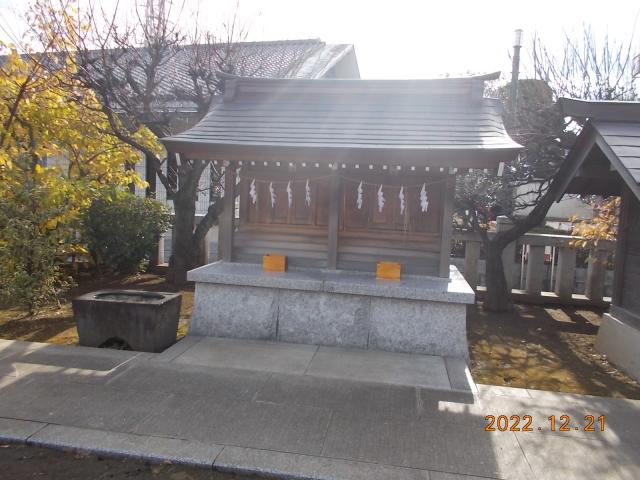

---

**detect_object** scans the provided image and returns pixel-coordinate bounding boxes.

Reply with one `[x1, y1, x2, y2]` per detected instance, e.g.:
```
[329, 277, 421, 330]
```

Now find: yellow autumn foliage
[570, 197, 619, 249]
[0, 36, 162, 309]
[0, 43, 160, 194]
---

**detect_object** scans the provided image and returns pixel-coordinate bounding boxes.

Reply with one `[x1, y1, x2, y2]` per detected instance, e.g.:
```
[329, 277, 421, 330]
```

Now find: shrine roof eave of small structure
[161, 72, 522, 169]
[161, 139, 521, 168]
[556, 98, 640, 201]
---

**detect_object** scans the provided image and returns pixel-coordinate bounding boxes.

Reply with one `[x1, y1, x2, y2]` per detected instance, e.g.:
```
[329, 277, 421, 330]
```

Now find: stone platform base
[596, 309, 640, 381]
[187, 262, 474, 358]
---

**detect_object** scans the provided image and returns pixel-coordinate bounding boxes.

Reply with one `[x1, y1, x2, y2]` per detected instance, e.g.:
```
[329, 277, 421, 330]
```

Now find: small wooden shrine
[163, 73, 520, 278]
[160, 73, 520, 358]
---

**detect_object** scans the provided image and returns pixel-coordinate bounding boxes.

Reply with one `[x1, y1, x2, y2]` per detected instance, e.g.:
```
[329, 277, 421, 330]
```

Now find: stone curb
[0, 418, 437, 480]
[24, 423, 222, 467]
[153, 335, 206, 362]
[0, 417, 48, 443]
[212, 446, 431, 480]
[444, 357, 479, 394]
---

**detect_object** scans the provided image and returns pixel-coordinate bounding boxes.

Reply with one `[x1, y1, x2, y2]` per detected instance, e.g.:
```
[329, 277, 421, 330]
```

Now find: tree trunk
[483, 238, 514, 312]
[167, 186, 197, 284]
[125, 161, 136, 194]
[464, 137, 580, 312]
[145, 154, 162, 269]
[166, 160, 217, 285]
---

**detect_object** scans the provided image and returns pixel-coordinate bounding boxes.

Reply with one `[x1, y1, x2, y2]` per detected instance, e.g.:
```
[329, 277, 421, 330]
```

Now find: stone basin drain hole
[99, 337, 132, 350]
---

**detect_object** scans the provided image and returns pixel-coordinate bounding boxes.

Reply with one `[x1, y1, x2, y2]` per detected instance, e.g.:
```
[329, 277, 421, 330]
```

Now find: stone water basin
[72, 290, 182, 353]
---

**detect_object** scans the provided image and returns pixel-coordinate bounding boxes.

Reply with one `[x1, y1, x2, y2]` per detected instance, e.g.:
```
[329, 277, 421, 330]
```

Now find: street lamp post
[511, 29, 523, 126]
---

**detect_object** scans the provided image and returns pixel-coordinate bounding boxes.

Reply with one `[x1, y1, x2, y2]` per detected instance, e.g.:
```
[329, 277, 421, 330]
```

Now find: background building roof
[2, 39, 359, 113]
[111, 39, 357, 106]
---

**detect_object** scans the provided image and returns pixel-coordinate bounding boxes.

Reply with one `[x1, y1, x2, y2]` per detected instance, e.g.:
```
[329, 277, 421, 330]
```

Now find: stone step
[161, 335, 477, 393]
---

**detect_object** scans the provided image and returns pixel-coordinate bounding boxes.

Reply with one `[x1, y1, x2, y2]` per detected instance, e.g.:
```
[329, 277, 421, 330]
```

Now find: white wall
[516, 183, 594, 228]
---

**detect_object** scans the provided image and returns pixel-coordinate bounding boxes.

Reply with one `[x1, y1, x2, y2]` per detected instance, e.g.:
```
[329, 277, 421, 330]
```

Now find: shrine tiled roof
[162, 72, 522, 168]
[558, 98, 640, 200]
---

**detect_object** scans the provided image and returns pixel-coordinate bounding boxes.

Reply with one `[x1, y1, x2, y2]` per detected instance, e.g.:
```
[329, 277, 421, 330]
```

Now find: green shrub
[82, 191, 171, 273]
[0, 173, 74, 313]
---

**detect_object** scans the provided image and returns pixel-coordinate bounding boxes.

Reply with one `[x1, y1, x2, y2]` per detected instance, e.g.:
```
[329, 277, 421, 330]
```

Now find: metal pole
[550, 245, 556, 292]
[520, 244, 526, 289]
[511, 29, 523, 125]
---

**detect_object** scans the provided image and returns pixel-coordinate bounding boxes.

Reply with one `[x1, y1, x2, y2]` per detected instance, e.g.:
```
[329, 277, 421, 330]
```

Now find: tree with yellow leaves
[0, 44, 159, 312]
[571, 197, 620, 249]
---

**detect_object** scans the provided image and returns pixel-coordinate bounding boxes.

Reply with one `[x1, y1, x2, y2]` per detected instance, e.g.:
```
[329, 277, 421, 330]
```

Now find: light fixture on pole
[513, 29, 523, 48]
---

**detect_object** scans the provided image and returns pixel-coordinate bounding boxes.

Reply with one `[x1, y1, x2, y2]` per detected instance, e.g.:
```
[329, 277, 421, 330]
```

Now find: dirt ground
[0, 443, 264, 480]
[0, 272, 194, 345]
[1, 272, 639, 399]
[468, 303, 640, 399]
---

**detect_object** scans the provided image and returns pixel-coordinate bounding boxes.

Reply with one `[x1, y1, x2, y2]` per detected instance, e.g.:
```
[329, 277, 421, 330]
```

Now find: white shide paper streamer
[377, 184, 385, 213]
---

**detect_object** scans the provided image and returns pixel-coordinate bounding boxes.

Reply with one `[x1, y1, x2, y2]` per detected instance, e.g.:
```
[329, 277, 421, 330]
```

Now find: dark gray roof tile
[557, 98, 640, 199]
[594, 121, 640, 183]
[84, 39, 355, 111]
[162, 73, 521, 167]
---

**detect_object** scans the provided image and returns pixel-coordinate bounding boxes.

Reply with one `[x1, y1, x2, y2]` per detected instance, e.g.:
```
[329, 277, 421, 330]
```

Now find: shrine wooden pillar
[611, 186, 632, 306]
[219, 161, 236, 262]
[439, 174, 455, 278]
[327, 169, 341, 269]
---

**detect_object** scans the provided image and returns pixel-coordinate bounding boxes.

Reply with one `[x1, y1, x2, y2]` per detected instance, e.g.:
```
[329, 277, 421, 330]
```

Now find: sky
[0, 0, 639, 80]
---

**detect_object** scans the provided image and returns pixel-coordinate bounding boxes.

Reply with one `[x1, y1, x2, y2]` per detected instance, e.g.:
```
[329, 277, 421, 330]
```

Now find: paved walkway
[0, 337, 639, 480]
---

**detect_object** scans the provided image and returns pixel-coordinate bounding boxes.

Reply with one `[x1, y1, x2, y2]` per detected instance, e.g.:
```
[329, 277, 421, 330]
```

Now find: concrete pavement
[0, 337, 639, 479]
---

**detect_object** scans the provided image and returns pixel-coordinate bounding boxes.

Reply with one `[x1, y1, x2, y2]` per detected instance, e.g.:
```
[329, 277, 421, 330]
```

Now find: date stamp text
[484, 415, 605, 432]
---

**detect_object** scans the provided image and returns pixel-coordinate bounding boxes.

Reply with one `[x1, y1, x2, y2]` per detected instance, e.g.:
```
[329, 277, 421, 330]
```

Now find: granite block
[18, 347, 138, 372]
[171, 336, 317, 374]
[29, 424, 221, 466]
[0, 362, 17, 377]
[153, 335, 205, 362]
[322, 409, 533, 479]
[595, 313, 640, 381]
[255, 372, 419, 414]
[0, 340, 137, 372]
[188, 262, 474, 304]
[516, 431, 640, 480]
[444, 357, 478, 393]
[53, 384, 171, 433]
[188, 261, 324, 290]
[187, 262, 473, 357]
[369, 298, 468, 358]
[429, 473, 497, 480]
[214, 446, 431, 480]
[306, 346, 451, 389]
[478, 384, 532, 398]
[0, 417, 47, 442]
[107, 360, 267, 401]
[277, 290, 370, 347]
[0, 376, 168, 433]
[0, 376, 123, 424]
[189, 283, 278, 339]
[323, 266, 474, 304]
[133, 393, 332, 455]
[0, 339, 56, 361]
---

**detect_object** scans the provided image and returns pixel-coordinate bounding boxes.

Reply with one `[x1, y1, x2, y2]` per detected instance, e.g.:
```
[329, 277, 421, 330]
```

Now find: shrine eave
[161, 140, 519, 169]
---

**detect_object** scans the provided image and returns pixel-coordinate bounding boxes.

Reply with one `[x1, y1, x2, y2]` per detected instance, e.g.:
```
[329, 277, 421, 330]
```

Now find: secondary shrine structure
[558, 98, 640, 379]
[162, 73, 521, 358]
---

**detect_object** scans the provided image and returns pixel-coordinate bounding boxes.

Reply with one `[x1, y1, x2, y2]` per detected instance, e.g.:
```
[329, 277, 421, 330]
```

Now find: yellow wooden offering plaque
[263, 254, 287, 272]
[376, 261, 401, 280]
